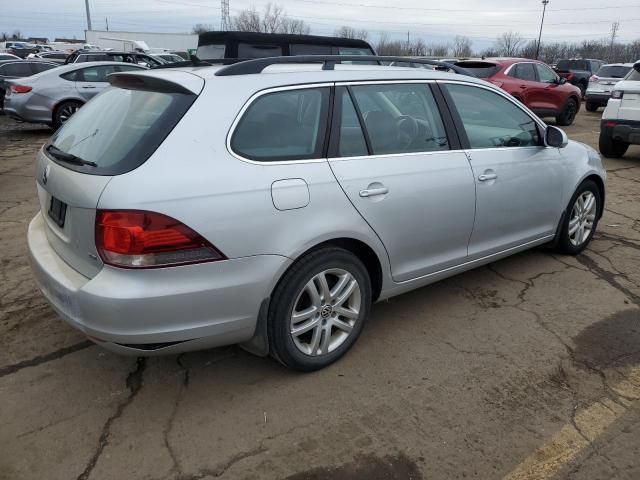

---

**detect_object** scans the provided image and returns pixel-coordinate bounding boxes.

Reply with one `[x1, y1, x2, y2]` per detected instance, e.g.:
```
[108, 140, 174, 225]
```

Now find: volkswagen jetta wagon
[28, 56, 606, 371]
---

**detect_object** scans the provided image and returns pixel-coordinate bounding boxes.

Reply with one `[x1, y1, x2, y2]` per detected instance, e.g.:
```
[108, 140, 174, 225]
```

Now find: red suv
[455, 58, 582, 126]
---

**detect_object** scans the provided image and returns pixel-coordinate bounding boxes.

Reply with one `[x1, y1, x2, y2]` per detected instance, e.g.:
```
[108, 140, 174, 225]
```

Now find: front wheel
[267, 247, 371, 371]
[556, 98, 579, 126]
[556, 180, 601, 255]
[599, 133, 629, 158]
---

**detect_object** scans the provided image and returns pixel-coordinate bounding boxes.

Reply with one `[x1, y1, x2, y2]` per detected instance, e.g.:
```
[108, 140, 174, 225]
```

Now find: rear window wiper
[46, 144, 97, 167]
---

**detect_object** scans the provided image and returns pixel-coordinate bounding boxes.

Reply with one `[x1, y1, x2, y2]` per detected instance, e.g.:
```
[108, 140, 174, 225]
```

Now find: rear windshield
[556, 60, 587, 71]
[455, 62, 500, 78]
[47, 87, 196, 175]
[596, 65, 632, 78]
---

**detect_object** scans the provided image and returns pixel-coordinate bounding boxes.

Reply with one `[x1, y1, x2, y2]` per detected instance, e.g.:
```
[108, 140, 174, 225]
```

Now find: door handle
[478, 173, 498, 182]
[359, 186, 389, 197]
[519, 85, 527, 88]
[81, 85, 96, 89]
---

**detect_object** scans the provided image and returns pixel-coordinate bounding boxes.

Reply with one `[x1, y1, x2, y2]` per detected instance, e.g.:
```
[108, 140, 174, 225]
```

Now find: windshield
[596, 65, 632, 78]
[48, 87, 196, 175]
[196, 44, 225, 59]
[557, 60, 588, 71]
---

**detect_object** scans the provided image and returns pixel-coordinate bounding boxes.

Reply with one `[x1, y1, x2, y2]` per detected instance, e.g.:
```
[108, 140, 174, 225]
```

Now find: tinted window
[535, 64, 557, 83]
[232, 88, 329, 161]
[78, 65, 118, 82]
[557, 60, 588, 71]
[49, 87, 196, 175]
[445, 84, 541, 149]
[337, 89, 368, 157]
[60, 70, 80, 81]
[597, 65, 632, 79]
[290, 44, 332, 55]
[238, 43, 282, 58]
[196, 44, 225, 59]
[454, 62, 500, 78]
[3, 63, 32, 76]
[351, 83, 449, 155]
[512, 63, 536, 81]
[30, 62, 57, 73]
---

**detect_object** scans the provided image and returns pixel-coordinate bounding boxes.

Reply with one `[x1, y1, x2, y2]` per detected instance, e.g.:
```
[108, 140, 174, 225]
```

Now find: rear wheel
[599, 133, 629, 158]
[556, 180, 600, 255]
[556, 98, 579, 126]
[585, 102, 599, 112]
[53, 100, 83, 129]
[268, 247, 371, 371]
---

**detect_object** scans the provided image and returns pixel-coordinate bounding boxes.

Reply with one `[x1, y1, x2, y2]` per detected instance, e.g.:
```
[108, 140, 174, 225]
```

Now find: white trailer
[85, 30, 198, 53]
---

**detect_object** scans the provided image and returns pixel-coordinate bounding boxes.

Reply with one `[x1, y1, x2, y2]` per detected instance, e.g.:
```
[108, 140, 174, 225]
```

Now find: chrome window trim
[328, 149, 453, 162]
[226, 82, 334, 166]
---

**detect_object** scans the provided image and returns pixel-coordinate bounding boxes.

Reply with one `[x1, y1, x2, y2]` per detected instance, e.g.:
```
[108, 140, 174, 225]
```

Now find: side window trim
[346, 85, 373, 155]
[226, 83, 334, 165]
[439, 80, 547, 151]
[430, 83, 462, 151]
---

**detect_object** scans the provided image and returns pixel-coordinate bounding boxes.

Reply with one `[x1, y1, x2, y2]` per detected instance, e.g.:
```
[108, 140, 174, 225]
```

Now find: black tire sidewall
[556, 98, 578, 126]
[268, 248, 372, 372]
[557, 180, 601, 255]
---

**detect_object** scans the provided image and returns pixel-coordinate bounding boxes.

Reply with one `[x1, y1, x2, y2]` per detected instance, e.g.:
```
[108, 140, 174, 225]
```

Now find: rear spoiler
[108, 71, 204, 95]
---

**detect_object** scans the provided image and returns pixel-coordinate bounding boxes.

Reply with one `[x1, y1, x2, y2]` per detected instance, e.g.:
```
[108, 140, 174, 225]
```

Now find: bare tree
[334, 26, 368, 41]
[231, 3, 310, 35]
[451, 35, 472, 58]
[429, 43, 450, 57]
[191, 24, 214, 35]
[11, 29, 22, 40]
[494, 31, 525, 57]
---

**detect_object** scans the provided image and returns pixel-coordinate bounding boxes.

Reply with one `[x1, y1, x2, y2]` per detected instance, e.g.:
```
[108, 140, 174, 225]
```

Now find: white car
[600, 61, 640, 157]
[585, 63, 635, 112]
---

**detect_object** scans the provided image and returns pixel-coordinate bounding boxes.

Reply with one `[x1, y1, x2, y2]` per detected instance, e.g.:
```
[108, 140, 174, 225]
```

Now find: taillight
[566, 73, 574, 81]
[589, 75, 599, 83]
[10, 85, 32, 94]
[96, 210, 225, 268]
[611, 90, 624, 100]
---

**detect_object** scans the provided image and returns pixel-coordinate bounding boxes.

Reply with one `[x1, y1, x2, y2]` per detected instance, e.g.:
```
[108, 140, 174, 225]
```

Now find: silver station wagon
[28, 56, 606, 371]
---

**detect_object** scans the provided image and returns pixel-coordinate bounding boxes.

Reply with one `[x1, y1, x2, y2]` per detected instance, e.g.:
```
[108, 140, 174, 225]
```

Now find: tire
[585, 102, 599, 112]
[556, 180, 601, 255]
[53, 100, 83, 129]
[578, 82, 587, 98]
[556, 98, 579, 126]
[267, 247, 372, 371]
[599, 133, 629, 158]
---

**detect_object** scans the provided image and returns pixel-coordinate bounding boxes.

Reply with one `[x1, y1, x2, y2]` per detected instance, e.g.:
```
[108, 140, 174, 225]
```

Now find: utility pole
[84, 0, 93, 31]
[609, 21, 620, 61]
[221, 0, 230, 30]
[105, 17, 109, 31]
[535, 0, 549, 60]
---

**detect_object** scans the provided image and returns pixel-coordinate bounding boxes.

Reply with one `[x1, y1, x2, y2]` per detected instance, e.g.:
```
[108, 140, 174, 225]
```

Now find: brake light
[589, 75, 599, 83]
[605, 121, 617, 128]
[611, 90, 624, 99]
[10, 85, 32, 94]
[96, 210, 225, 268]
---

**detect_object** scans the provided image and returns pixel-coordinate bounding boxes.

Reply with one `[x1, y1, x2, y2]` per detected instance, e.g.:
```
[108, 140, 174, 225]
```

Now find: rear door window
[78, 65, 118, 82]
[48, 87, 197, 175]
[290, 44, 332, 55]
[231, 87, 330, 161]
[350, 83, 449, 155]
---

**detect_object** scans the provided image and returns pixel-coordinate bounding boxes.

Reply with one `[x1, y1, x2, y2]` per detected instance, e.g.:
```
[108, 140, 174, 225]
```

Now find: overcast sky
[2, 0, 637, 50]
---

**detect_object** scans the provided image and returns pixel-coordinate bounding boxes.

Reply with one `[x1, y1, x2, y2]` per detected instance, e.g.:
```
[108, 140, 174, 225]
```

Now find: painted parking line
[503, 366, 640, 480]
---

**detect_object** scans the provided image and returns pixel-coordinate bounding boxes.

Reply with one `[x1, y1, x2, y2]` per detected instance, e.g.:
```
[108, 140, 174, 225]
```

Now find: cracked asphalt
[1, 111, 639, 480]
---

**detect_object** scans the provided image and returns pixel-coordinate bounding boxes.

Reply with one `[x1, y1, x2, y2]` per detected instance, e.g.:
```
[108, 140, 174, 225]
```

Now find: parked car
[554, 58, 606, 96]
[64, 50, 165, 67]
[3, 41, 41, 59]
[585, 63, 635, 112]
[599, 61, 640, 158]
[26, 56, 606, 371]
[0, 60, 58, 110]
[3, 61, 145, 128]
[0, 53, 21, 61]
[28, 51, 69, 65]
[152, 53, 184, 64]
[455, 58, 582, 126]
[196, 31, 376, 63]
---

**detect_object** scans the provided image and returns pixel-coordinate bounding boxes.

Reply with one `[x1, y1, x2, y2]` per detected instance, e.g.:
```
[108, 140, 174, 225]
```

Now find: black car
[196, 31, 376, 62]
[554, 58, 606, 96]
[0, 60, 58, 110]
[64, 50, 165, 67]
[31, 51, 68, 65]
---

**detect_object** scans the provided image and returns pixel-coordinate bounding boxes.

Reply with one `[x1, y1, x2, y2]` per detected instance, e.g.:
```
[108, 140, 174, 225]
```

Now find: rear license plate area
[48, 196, 67, 228]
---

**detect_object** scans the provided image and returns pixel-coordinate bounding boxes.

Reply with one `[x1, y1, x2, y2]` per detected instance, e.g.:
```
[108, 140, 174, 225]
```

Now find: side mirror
[545, 126, 568, 148]
[557, 77, 567, 85]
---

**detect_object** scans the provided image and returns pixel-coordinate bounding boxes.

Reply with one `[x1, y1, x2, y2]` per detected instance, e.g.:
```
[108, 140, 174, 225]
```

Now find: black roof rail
[214, 55, 473, 77]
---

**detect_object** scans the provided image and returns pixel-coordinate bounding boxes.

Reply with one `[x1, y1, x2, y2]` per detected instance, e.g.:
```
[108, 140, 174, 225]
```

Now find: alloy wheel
[290, 268, 361, 356]
[59, 104, 79, 123]
[568, 191, 597, 246]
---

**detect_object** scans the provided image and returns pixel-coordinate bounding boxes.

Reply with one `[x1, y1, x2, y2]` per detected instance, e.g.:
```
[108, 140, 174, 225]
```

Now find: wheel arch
[584, 173, 605, 219]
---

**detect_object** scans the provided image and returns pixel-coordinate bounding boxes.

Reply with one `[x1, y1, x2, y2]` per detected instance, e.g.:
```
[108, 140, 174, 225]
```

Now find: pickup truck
[554, 59, 606, 96]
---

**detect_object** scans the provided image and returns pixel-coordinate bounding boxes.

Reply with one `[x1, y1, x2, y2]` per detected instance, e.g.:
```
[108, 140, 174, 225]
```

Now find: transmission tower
[221, 0, 230, 30]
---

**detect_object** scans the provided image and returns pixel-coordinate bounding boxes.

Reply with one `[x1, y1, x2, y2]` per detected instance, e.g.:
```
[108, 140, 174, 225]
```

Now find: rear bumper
[585, 92, 611, 106]
[601, 119, 640, 145]
[3, 94, 53, 125]
[28, 212, 291, 355]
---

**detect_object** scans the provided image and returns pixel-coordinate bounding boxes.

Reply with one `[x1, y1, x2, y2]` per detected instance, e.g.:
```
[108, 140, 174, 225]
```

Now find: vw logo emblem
[42, 165, 51, 185]
[320, 304, 333, 319]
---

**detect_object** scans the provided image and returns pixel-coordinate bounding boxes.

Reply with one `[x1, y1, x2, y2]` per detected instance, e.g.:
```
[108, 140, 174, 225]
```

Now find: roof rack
[213, 55, 472, 77]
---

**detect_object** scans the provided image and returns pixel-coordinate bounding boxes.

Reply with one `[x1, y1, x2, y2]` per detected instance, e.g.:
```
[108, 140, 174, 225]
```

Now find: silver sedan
[3, 61, 145, 128]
